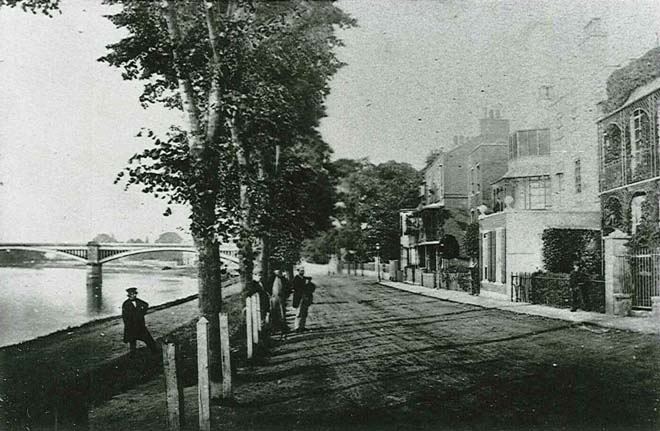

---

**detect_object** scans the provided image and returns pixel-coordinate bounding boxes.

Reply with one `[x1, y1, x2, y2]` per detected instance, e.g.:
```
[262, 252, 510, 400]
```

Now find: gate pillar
[604, 230, 630, 315]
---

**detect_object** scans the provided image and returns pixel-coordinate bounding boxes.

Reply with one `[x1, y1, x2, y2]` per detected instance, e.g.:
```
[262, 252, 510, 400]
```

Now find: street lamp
[375, 243, 381, 282]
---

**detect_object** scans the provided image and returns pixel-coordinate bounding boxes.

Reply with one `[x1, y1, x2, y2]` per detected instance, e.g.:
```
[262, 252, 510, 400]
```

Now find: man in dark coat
[122, 287, 158, 353]
[293, 268, 316, 333]
[569, 262, 590, 312]
[292, 267, 306, 309]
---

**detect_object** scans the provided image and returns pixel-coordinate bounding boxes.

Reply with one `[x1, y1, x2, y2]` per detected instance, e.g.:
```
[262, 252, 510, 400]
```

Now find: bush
[542, 229, 602, 274]
[463, 222, 480, 260]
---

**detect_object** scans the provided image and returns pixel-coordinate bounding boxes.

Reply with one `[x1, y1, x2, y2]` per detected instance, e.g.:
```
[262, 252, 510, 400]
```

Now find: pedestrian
[569, 262, 590, 312]
[121, 287, 158, 354]
[270, 269, 290, 338]
[294, 269, 316, 333]
[469, 260, 480, 296]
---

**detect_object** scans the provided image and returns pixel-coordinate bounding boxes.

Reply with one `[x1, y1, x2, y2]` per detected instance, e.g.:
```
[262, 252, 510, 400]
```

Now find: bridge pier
[86, 264, 103, 313]
[86, 242, 103, 312]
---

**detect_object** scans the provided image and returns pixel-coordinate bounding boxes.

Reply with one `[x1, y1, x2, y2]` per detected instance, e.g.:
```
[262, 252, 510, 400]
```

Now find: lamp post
[375, 243, 381, 282]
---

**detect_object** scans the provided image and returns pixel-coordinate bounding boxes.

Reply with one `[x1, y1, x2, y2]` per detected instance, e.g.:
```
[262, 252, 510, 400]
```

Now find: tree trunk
[259, 236, 271, 288]
[229, 117, 254, 293]
[194, 231, 223, 383]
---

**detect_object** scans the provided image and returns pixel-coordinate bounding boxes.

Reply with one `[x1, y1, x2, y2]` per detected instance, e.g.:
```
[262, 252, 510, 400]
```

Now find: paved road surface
[93, 275, 660, 430]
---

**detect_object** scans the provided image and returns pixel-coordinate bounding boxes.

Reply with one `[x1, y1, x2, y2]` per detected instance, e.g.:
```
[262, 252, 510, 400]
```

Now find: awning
[500, 163, 550, 179]
[414, 201, 445, 213]
[416, 241, 440, 246]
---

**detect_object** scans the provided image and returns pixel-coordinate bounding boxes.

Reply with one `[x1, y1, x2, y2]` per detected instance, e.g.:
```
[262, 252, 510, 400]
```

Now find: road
[93, 275, 660, 430]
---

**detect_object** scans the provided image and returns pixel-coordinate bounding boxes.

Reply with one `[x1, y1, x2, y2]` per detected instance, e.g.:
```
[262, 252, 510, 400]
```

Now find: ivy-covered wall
[601, 180, 660, 244]
[602, 47, 660, 114]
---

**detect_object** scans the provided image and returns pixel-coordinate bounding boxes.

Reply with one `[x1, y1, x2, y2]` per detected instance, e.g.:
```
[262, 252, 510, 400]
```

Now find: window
[603, 124, 622, 165]
[509, 129, 551, 159]
[630, 109, 651, 180]
[575, 159, 582, 193]
[488, 231, 496, 282]
[509, 134, 517, 160]
[476, 164, 481, 194]
[469, 167, 474, 195]
[631, 193, 647, 235]
[529, 179, 546, 209]
[511, 176, 551, 209]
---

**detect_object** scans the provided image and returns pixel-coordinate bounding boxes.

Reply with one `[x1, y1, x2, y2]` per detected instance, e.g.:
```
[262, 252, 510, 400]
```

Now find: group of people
[262, 267, 316, 337]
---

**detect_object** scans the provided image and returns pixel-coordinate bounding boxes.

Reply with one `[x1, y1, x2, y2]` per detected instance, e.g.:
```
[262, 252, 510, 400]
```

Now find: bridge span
[0, 241, 239, 286]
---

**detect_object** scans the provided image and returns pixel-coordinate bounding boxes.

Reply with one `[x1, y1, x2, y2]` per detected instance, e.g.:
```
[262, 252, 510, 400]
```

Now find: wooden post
[163, 342, 184, 431]
[251, 294, 259, 345]
[196, 317, 211, 431]
[246, 296, 253, 359]
[255, 295, 262, 332]
[218, 313, 232, 399]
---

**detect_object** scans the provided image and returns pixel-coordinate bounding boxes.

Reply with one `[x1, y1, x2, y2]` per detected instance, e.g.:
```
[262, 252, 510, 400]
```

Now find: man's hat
[126, 287, 138, 294]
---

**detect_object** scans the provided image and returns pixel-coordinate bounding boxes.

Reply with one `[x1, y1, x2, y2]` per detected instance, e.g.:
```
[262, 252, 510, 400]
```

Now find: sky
[1, 0, 660, 243]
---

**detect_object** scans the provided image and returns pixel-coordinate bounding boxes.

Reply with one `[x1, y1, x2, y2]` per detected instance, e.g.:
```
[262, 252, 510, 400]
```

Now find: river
[0, 265, 198, 348]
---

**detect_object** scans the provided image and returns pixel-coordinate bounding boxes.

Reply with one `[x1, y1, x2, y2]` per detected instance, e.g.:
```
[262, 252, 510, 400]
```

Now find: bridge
[0, 241, 239, 286]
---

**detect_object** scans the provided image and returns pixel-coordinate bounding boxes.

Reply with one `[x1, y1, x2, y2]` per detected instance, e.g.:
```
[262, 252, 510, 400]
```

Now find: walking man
[569, 262, 590, 312]
[293, 268, 316, 333]
[122, 287, 158, 353]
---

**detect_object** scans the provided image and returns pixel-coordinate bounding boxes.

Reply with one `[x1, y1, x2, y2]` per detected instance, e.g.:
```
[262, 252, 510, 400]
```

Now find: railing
[617, 248, 660, 309]
[402, 267, 478, 293]
[511, 272, 605, 312]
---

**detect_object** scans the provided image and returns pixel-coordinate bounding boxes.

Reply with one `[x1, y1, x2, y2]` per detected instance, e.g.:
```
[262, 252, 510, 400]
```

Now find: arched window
[630, 109, 652, 180]
[603, 124, 622, 165]
[603, 196, 622, 229]
[631, 192, 647, 235]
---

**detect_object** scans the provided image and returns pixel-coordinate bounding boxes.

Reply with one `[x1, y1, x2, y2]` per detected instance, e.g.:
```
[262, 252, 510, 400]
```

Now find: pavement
[378, 279, 660, 336]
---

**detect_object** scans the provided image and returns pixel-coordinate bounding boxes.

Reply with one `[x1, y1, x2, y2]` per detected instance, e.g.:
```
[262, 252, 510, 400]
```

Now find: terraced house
[598, 46, 660, 312]
[478, 18, 607, 299]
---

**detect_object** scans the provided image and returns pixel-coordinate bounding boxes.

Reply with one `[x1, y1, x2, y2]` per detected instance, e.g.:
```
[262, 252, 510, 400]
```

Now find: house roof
[624, 75, 660, 107]
[500, 163, 551, 179]
[599, 76, 660, 121]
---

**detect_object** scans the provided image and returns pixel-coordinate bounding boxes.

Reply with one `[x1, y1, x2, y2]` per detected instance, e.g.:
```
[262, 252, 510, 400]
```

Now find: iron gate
[618, 248, 660, 309]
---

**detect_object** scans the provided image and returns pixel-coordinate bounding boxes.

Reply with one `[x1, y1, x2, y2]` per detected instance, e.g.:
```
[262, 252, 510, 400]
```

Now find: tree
[92, 233, 118, 243]
[102, 0, 353, 387]
[314, 160, 420, 262]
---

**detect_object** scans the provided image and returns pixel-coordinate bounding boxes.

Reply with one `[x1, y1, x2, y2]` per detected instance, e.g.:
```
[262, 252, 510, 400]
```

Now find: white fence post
[251, 294, 259, 345]
[246, 296, 253, 359]
[162, 342, 184, 431]
[196, 317, 211, 431]
[218, 312, 232, 400]
[255, 296, 262, 332]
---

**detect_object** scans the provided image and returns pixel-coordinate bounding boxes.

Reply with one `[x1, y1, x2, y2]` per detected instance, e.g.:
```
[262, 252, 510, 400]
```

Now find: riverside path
[92, 275, 660, 431]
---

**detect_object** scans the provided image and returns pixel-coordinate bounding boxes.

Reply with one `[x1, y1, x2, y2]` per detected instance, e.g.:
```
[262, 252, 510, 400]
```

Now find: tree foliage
[603, 47, 660, 114]
[102, 0, 353, 382]
[542, 228, 602, 274]
[0, 0, 60, 16]
[463, 221, 480, 260]
[306, 160, 420, 263]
